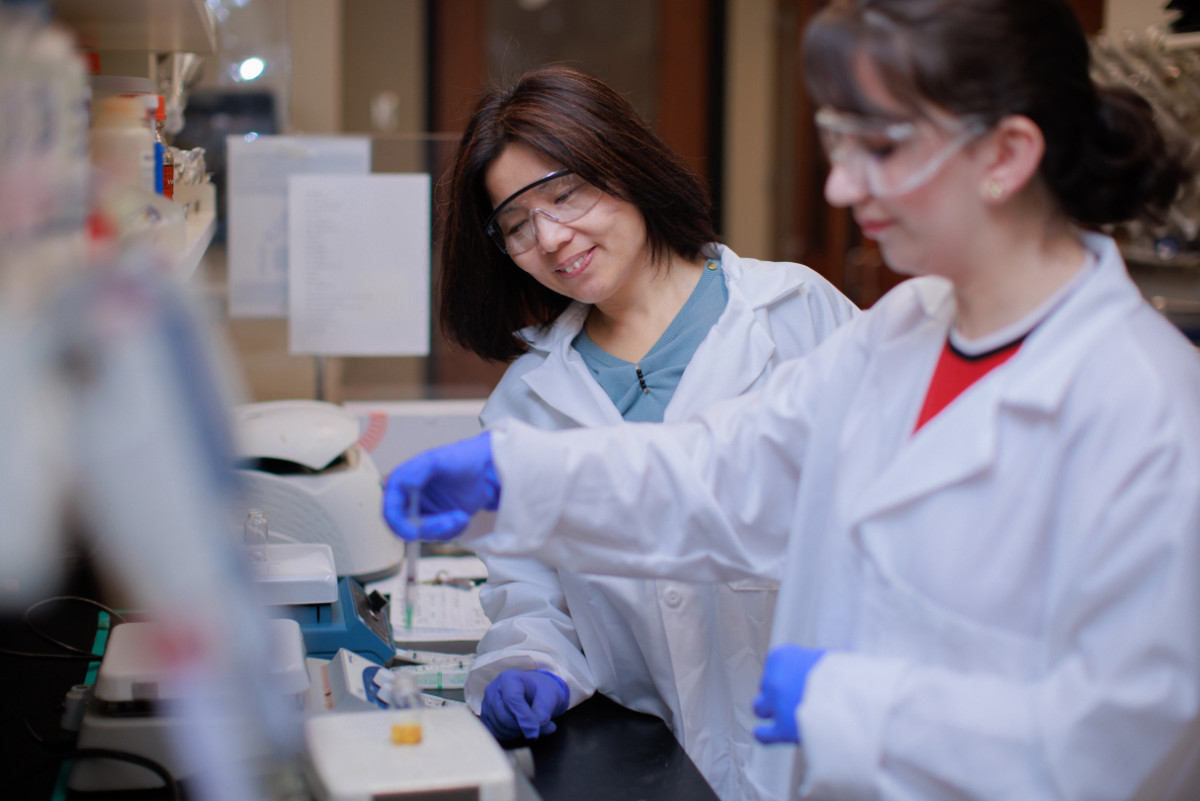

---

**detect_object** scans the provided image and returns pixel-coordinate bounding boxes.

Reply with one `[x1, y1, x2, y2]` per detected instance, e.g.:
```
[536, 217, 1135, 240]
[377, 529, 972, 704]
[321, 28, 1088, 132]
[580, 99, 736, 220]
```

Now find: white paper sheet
[286, 173, 431, 356]
[394, 584, 491, 643]
[226, 135, 370, 318]
[367, 557, 491, 644]
[369, 556, 492, 642]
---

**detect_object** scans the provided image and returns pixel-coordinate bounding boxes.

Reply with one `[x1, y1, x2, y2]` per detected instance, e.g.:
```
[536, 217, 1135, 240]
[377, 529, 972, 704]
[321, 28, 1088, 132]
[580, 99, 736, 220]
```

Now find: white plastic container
[90, 94, 156, 192]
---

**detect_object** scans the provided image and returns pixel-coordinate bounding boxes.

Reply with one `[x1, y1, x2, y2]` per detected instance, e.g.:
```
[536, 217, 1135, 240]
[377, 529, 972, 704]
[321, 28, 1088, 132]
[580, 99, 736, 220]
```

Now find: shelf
[178, 204, 216, 277]
[175, 180, 217, 277]
[52, 0, 216, 54]
[1122, 244, 1200, 272]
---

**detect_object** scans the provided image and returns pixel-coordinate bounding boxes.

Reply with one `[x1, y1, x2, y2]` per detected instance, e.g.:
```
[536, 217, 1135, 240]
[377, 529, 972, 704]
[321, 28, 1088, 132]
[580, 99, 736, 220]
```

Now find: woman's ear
[978, 115, 1044, 204]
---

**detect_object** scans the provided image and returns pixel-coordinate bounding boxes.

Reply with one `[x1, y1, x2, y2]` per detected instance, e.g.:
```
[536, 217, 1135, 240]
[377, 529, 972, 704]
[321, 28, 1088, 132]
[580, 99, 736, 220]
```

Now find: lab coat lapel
[848, 233, 1135, 526]
[520, 247, 794, 424]
[670, 296, 775, 417]
[669, 247, 800, 417]
[844, 294, 990, 525]
[518, 304, 625, 427]
[855, 377, 1003, 524]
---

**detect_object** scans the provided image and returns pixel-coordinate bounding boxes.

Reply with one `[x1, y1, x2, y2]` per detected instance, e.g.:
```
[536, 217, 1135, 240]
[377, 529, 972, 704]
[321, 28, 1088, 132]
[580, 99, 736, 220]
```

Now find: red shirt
[914, 336, 1024, 432]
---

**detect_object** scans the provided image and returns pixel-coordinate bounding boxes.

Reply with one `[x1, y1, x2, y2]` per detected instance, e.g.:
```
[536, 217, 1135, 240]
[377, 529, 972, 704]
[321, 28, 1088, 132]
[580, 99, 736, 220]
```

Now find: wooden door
[427, 0, 724, 397]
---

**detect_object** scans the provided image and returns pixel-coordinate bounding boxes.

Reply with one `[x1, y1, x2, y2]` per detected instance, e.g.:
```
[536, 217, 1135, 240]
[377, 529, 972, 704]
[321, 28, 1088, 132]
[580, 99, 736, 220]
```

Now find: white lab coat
[468, 233, 1200, 801]
[467, 244, 858, 801]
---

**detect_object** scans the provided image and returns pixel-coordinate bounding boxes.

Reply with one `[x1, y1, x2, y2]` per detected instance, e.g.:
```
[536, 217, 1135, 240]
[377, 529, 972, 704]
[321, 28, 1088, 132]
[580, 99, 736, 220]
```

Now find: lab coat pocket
[722, 578, 779, 632]
[728, 577, 780, 592]
[857, 558, 1042, 681]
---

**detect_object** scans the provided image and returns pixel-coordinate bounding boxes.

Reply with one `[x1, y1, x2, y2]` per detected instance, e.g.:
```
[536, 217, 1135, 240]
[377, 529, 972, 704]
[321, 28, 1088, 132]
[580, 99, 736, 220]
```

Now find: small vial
[388, 671, 423, 745]
[244, 508, 269, 561]
[154, 95, 174, 199]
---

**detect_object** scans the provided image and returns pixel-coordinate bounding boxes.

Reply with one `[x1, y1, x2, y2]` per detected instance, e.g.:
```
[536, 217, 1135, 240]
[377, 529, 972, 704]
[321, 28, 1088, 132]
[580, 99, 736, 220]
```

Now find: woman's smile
[554, 247, 595, 278]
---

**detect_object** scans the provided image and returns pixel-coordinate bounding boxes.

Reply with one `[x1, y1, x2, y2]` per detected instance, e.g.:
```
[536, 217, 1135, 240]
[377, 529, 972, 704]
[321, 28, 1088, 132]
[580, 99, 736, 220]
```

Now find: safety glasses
[815, 107, 988, 198]
[484, 169, 604, 255]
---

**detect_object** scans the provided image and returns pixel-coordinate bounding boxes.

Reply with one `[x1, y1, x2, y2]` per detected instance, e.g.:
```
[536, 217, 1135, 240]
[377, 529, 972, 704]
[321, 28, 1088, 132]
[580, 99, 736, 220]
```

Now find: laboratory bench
[1, 554, 719, 801]
[500, 692, 720, 801]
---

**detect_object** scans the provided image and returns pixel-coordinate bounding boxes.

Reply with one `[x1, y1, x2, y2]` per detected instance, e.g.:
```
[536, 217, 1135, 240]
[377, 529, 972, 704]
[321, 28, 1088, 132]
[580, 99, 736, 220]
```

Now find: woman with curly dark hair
[388, 3, 1199, 796]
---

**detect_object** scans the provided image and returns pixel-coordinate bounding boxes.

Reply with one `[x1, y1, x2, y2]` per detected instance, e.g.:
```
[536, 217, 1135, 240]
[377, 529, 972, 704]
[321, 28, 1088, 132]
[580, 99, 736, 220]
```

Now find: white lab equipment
[68, 619, 309, 792]
[232, 400, 405, 580]
[249, 536, 396, 665]
[308, 648, 391, 713]
[251, 541, 340, 607]
[305, 648, 470, 714]
[304, 706, 517, 801]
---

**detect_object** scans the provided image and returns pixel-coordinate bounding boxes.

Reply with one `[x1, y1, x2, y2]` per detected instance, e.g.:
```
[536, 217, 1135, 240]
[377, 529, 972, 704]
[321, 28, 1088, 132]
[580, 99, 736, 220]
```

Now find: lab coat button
[663, 588, 683, 608]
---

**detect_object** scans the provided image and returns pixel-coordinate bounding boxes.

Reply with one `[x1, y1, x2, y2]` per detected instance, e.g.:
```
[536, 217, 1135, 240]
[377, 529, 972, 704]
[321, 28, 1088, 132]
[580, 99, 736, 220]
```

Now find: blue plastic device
[269, 575, 396, 665]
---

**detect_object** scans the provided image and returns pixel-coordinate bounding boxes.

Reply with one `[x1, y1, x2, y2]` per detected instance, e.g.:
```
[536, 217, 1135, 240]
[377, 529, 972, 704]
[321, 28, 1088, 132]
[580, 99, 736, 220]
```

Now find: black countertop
[507, 693, 720, 801]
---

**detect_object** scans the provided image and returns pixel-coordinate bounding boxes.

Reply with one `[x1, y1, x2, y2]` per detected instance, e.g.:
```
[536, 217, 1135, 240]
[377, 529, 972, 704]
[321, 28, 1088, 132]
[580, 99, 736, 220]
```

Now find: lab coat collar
[668, 245, 789, 416]
[1001, 232, 1142, 412]
[850, 232, 1140, 523]
[714, 243, 813, 309]
[512, 245, 805, 424]
[516, 303, 624, 426]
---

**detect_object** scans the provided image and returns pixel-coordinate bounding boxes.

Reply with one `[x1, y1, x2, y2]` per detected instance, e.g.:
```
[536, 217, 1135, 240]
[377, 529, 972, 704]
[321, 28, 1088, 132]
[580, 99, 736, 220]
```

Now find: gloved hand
[479, 669, 570, 741]
[753, 644, 825, 744]
[383, 432, 501, 541]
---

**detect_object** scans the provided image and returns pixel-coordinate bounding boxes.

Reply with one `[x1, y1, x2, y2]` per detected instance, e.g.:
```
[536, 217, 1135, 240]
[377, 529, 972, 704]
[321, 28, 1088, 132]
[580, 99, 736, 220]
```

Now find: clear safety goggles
[814, 107, 988, 198]
[484, 169, 604, 255]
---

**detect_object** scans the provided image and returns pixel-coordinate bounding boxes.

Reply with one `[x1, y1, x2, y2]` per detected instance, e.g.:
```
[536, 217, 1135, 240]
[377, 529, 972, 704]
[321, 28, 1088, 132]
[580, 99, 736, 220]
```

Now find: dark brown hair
[802, 0, 1189, 227]
[439, 65, 718, 362]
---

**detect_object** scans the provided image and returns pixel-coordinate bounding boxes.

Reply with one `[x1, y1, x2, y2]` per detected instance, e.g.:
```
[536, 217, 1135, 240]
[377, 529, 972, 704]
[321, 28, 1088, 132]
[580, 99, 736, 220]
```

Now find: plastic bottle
[90, 94, 156, 193]
[0, 0, 90, 300]
[154, 95, 173, 199]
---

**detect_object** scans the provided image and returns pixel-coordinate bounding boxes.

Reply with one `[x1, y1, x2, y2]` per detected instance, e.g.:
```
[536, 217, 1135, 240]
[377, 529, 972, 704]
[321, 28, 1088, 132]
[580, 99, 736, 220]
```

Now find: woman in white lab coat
[436, 65, 857, 801]
[386, 2, 1200, 799]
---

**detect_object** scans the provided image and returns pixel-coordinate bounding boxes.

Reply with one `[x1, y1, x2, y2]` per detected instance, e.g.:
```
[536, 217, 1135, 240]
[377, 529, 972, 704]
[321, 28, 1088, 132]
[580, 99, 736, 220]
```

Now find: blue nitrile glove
[753, 645, 826, 744]
[382, 431, 500, 541]
[479, 669, 570, 741]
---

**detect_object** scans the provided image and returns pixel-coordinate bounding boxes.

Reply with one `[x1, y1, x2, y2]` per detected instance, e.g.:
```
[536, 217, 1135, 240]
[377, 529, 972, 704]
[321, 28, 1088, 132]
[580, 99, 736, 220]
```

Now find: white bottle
[89, 94, 156, 192]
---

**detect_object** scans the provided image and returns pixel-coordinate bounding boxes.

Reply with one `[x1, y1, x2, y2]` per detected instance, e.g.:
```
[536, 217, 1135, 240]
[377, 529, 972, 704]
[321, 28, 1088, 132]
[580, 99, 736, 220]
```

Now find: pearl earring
[985, 178, 1005, 200]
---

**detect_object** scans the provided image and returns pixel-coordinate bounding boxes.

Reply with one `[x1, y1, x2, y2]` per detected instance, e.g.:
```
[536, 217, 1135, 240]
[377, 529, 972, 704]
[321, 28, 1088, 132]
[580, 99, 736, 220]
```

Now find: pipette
[404, 493, 420, 629]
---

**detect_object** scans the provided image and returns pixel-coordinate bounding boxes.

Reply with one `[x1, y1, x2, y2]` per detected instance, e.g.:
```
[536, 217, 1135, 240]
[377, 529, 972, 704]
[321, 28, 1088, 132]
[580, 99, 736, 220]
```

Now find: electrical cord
[62, 748, 181, 799]
[0, 594, 125, 660]
[24, 720, 181, 799]
[0, 649, 101, 660]
[25, 594, 127, 654]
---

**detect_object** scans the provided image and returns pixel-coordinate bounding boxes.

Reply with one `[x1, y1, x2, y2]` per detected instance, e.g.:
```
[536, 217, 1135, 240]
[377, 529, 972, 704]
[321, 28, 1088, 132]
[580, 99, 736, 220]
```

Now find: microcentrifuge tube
[389, 671, 423, 745]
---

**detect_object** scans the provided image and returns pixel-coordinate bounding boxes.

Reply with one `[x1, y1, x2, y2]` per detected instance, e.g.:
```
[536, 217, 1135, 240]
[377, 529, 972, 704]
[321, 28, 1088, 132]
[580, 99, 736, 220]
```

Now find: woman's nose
[824, 161, 868, 208]
[533, 210, 572, 253]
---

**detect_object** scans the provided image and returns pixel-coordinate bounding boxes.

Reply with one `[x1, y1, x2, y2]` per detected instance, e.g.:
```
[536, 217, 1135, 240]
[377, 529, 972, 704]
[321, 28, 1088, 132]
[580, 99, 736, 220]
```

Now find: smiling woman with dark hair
[440, 65, 735, 362]
[437, 65, 857, 801]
